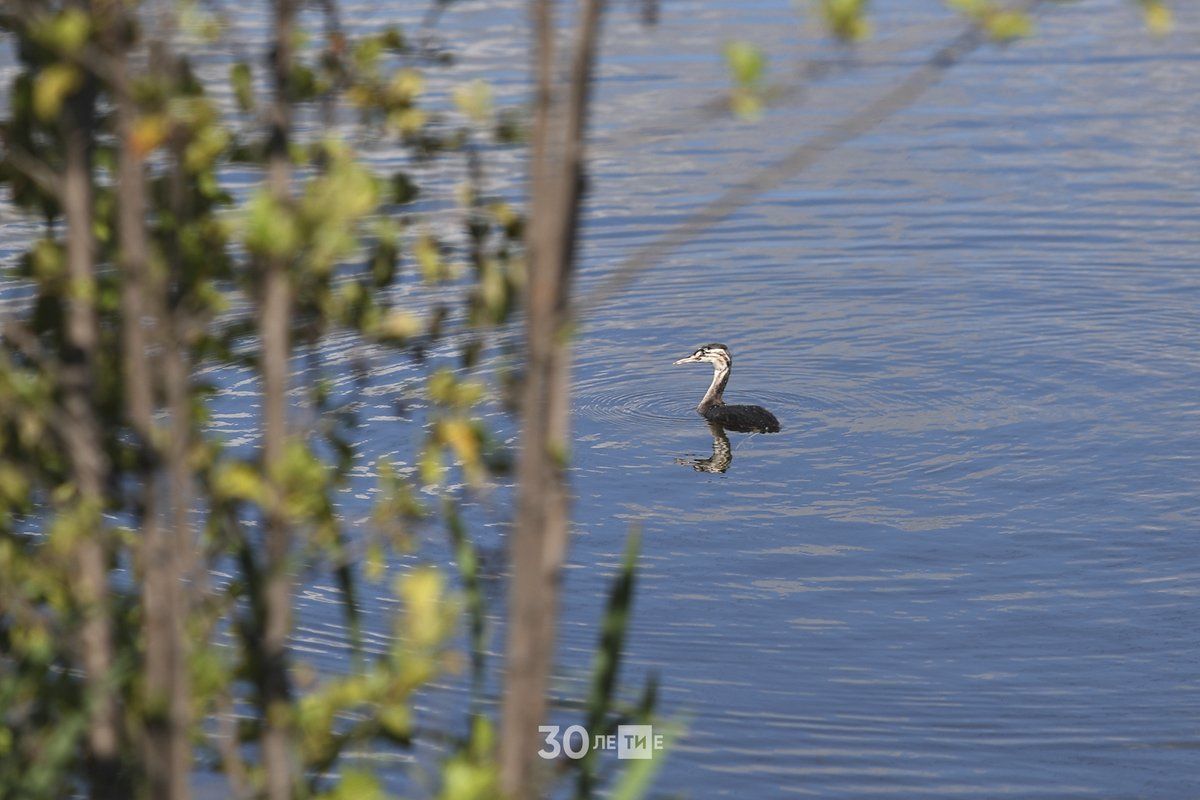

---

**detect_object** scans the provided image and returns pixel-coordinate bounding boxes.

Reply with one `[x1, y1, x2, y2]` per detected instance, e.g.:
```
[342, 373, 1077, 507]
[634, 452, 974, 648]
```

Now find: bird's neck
[699, 363, 730, 412]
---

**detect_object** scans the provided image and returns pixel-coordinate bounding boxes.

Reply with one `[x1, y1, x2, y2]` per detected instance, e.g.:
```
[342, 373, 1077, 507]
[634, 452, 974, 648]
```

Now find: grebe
[673, 343, 781, 433]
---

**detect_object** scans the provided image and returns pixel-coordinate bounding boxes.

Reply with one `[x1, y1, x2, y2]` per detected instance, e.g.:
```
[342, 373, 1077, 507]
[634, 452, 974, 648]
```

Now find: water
[563, 0, 1200, 795]
[5, 0, 1200, 796]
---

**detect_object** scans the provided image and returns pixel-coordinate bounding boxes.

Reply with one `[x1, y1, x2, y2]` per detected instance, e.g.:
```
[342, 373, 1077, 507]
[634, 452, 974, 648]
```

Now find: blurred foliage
[1, 0, 1162, 796]
[1138, 0, 1173, 36]
[946, 0, 1033, 42]
[574, 529, 657, 800]
[817, 0, 872, 42]
[0, 1, 654, 799]
[724, 40, 768, 120]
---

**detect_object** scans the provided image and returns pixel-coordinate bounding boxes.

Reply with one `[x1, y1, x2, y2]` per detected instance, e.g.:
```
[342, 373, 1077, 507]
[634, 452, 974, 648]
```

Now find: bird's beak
[673, 355, 699, 366]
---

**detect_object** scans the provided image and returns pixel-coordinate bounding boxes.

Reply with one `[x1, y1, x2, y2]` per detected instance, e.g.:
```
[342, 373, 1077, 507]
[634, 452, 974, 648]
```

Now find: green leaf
[380, 26, 408, 52]
[184, 123, 230, 173]
[231, 62, 255, 111]
[415, 233, 448, 282]
[588, 527, 641, 727]
[33, 64, 81, 122]
[291, 64, 319, 101]
[1140, 0, 1172, 35]
[241, 191, 301, 259]
[493, 108, 526, 144]
[316, 769, 385, 800]
[730, 90, 764, 122]
[453, 79, 493, 123]
[946, 0, 1034, 42]
[428, 369, 485, 409]
[419, 443, 445, 487]
[818, 0, 872, 42]
[391, 172, 420, 204]
[376, 310, 422, 342]
[28, 238, 65, 283]
[984, 9, 1033, 41]
[398, 567, 450, 648]
[724, 42, 767, 121]
[577, 527, 642, 799]
[298, 146, 380, 272]
[439, 757, 497, 800]
[389, 68, 424, 103]
[723, 41, 765, 87]
[610, 722, 680, 800]
[32, 9, 91, 54]
[212, 460, 266, 504]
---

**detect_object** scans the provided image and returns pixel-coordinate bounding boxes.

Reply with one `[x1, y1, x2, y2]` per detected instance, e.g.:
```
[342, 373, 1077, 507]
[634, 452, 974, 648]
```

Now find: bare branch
[582, 3, 1044, 312]
[501, 0, 607, 796]
[596, 21, 927, 147]
[2, 143, 62, 197]
[259, 1, 299, 798]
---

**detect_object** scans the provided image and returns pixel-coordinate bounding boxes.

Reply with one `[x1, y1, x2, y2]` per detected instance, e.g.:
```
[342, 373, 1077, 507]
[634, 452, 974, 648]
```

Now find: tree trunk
[261, 1, 297, 798]
[162, 333, 196, 799]
[104, 7, 194, 795]
[59, 37, 120, 800]
[500, 1, 604, 796]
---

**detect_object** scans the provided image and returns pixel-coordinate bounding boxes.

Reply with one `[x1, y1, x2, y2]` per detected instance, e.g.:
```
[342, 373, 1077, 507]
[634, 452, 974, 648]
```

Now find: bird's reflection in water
[676, 421, 734, 473]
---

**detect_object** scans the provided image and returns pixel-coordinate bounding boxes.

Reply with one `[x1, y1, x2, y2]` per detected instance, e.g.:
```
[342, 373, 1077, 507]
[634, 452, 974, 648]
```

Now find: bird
[673, 343, 781, 433]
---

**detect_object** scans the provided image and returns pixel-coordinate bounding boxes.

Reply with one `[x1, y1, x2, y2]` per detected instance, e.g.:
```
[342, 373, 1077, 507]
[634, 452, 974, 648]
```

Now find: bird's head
[673, 343, 731, 367]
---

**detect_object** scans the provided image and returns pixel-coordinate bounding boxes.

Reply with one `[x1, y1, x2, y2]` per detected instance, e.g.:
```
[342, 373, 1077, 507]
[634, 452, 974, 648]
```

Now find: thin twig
[580, 4, 1043, 313]
[596, 17, 935, 148]
[3, 143, 62, 196]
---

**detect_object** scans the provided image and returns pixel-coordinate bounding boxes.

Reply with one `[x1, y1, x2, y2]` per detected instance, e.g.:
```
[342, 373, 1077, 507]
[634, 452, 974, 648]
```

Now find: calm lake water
[571, 2, 1200, 797]
[4, 0, 1200, 797]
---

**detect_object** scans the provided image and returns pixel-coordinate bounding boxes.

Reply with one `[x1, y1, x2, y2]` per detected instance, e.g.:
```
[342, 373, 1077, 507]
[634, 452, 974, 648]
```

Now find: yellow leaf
[419, 443, 444, 487]
[212, 460, 266, 504]
[314, 769, 385, 800]
[33, 63, 81, 121]
[490, 202, 518, 229]
[730, 89, 764, 122]
[453, 79, 493, 123]
[389, 68, 424, 102]
[365, 541, 386, 582]
[33, 9, 90, 54]
[131, 115, 169, 157]
[388, 107, 427, 135]
[724, 41, 765, 86]
[984, 9, 1033, 42]
[242, 191, 301, 258]
[818, 0, 871, 42]
[398, 567, 447, 647]
[1143, 1, 1172, 36]
[414, 234, 444, 282]
[442, 419, 481, 474]
[184, 124, 229, 172]
[377, 310, 422, 341]
[378, 704, 411, 739]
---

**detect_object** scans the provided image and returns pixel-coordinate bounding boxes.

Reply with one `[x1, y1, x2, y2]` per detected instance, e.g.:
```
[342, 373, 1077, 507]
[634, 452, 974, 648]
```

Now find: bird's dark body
[701, 403, 781, 433]
[674, 342, 782, 434]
